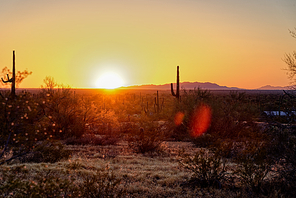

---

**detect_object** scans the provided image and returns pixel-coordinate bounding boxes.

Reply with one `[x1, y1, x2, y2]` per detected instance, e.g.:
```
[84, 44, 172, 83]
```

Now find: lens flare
[190, 104, 212, 137]
[174, 112, 185, 126]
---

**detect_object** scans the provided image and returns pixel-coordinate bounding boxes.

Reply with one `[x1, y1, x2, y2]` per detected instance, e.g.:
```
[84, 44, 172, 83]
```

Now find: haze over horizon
[0, 0, 295, 89]
[123, 81, 290, 90]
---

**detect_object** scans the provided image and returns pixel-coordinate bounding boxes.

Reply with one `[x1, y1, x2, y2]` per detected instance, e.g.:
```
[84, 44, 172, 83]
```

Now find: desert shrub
[0, 91, 53, 165]
[21, 140, 71, 163]
[208, 92, 260, 139]
[79, 168, 124, 198]
[210, 139, 243, 159]
[171, 89, 213, 141]
[65, 160, 85, 170]
[95, 109, 120, 135]
[261, 93, 296, 196]
[64, 133, 119, 146]
[64, 135, 91, 145]
[38, 76, 103, 139]
[173, 89, 261, 142]
[0, 167, 78, 198]
[37, 88, 85, 139]
[94, 136, 119, 146]
[119, 121, 139, 134]
[179, 148, 226, 188]
[234, 141, 270, 194]
[191, 133, 218, 148]
[170, 123, 190, 141]
[127, 123, 165, 155]
[0, 165, 123, 198]
[263, 125, 296, 196]
[0, 165, 30, 197]
[173, 88, 211, 125]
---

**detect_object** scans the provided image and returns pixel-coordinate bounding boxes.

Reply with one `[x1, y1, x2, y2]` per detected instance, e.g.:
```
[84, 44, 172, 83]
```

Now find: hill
[257, 85, 290, 90]
[126, 82, 242, 90]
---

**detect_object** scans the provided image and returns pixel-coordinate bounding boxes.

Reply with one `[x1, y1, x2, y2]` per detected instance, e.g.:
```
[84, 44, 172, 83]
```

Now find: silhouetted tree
[1, 67, 32, 88]
[285, 28, 296, 86]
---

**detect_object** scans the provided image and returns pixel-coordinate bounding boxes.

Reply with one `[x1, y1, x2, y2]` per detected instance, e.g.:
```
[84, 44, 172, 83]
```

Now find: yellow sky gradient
[0, 0, 295, 89]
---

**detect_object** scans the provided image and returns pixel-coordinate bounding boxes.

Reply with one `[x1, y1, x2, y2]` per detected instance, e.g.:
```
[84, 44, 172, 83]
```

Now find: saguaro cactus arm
[171, 83, 176, 96]
[1, 74, 14, 83]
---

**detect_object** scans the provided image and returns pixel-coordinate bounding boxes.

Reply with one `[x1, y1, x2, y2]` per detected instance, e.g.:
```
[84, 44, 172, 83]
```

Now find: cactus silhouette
[1, 51, 16, 99]
[154, 90, 160, 113]
[171, 66, 180, 100]
[154, 90, 164, 113]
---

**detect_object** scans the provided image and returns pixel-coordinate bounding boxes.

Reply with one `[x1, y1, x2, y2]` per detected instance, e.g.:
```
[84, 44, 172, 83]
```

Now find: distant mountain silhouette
[126, 82, 242, 90]
[257, 85, 290, 90]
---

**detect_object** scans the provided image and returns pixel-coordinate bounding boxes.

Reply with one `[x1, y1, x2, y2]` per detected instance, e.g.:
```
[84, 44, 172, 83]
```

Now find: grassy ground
[1, 141, 254, 198]
[58, 141, 195, 197]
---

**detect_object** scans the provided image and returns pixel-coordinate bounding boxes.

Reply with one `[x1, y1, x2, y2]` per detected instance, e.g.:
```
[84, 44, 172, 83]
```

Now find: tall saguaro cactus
[171, 66, 180, 100]
[2, 51, 16, 99]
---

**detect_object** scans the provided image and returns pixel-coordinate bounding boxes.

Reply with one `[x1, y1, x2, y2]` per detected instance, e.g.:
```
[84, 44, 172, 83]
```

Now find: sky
[0, 0, 295, 89]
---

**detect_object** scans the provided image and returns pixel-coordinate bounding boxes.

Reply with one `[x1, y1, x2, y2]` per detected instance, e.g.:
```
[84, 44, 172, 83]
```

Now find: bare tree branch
[285, 28, 296, 85]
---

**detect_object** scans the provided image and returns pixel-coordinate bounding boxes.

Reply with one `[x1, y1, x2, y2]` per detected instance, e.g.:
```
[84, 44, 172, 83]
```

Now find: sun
[95, 72, 124, 89]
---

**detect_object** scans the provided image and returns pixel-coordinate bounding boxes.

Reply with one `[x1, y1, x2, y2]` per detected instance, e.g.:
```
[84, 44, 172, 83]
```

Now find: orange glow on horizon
[95, 72, 125, 89]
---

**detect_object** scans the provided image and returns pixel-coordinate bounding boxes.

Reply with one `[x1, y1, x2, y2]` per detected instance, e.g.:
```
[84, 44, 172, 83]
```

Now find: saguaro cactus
[154, 90, 160, 113]
[154, 90, 164, 113]
[1, 51, 16, 99]
[171, 66, 180, 100]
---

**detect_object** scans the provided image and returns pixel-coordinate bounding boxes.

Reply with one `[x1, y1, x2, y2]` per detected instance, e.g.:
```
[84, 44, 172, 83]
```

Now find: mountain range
[125, 82, 289, 90]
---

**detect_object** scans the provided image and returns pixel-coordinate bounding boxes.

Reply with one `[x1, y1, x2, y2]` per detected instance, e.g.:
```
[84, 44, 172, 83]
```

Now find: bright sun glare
[95, 72, 124, 89]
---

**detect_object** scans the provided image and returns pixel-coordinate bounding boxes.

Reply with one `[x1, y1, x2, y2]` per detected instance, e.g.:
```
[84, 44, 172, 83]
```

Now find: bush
[127, 125, 165, 155]
[0, 165, 124, 198]
[64, 134, 119, 146]
[37, 88, 85, 139]
[173, 89, 261, 142]
[264, 125, 296, 196]
[0, 91, 50, 165]
[234, 141, 270, 193]
[179, 148, 226, 188]
[79, 167, 124, 197]
[191, 133, 217, 148]
[21, 140, 71, 163]
[170, 123, 190, 141]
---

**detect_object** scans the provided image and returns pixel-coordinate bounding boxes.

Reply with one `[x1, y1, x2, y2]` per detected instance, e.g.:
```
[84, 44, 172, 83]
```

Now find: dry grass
[63, 141, 194, 197]
[1, 141, 243, 197]
[2, 140, 280, 197]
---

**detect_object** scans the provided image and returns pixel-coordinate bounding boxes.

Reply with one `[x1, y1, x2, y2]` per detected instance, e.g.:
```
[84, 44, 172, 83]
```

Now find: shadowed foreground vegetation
[1, 84, 296, 197]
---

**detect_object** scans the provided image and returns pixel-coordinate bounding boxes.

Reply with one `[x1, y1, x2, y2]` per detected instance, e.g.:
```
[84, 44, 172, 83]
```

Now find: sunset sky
[0, 0, 295, 89]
